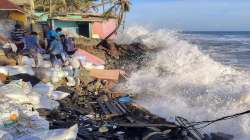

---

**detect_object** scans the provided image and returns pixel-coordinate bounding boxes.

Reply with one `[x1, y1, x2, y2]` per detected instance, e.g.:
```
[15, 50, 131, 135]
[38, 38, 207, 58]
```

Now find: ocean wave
[116, 26, 250, 140]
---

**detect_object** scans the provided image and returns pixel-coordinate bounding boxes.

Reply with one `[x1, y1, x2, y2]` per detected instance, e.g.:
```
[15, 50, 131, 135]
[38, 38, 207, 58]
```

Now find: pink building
[92, 18, 117, 39]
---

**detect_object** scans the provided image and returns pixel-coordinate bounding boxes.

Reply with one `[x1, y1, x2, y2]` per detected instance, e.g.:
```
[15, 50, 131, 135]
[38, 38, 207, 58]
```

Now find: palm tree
[96, 0, 131, 47]
[33, 0, 131, 45]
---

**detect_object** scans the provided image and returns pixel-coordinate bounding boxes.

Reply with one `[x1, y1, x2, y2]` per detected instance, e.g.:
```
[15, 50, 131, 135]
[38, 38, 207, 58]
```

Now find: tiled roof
[0, 0, 24, 13]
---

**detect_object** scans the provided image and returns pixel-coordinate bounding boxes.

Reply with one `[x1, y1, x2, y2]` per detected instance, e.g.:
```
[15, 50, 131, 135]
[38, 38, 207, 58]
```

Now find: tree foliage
[34, 0, 96, 16]
[33, 0, 131, 42]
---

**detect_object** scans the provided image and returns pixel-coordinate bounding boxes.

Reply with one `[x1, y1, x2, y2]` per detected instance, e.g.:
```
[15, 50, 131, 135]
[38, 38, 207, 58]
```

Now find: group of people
[11, 23, 77, 66]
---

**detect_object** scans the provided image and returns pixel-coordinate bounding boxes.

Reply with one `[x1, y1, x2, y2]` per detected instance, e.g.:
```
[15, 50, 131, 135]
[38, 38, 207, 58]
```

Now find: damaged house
[0, 0, 26, 37]
[35, 13, 117, 39]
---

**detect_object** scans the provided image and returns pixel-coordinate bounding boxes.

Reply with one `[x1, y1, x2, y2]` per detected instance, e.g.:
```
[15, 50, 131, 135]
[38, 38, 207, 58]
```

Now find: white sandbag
[0, 67, 8, 75]
[51, 91, 70, 100]
[17, 108, 49, 135]
[82, 63, 104, 70]
[51, 68, 68, 83]
[94, 65, 105, 70]
[21, 56, 35, 67]
[37, 54, 52, 68]
[3, 43, 17, 53]
[82, 62, 94, 70]
[17, 124, 78, 140]
[66, 76, 76, 87]
[0, 130, 13, 140]
[0, 80, 58, 110]
[34, 68, 68, 83]
[29, 93, 59, 110]
[0, 97, 49, 139]
[38, 60, 52, 68]
[0, 80, 32, 96]
[0, 100, 19, 129]
[32, 82, 54, 96]
[33, 82, 69, 100]
[1, 66, 35, 76]
[42, 54, 50, 60]
[70, 57, 80, 69]
[79, 57, 87, 68]
[34, 67, 53, 82]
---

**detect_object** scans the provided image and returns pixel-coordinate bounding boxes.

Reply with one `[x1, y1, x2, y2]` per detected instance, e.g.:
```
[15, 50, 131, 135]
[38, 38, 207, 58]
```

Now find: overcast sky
[126, 0, 250, 31]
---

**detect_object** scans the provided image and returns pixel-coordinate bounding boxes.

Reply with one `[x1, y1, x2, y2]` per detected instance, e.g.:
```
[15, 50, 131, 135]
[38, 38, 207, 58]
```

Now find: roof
[53, 16, 102, 22]
[9, 0, 33, 6]
[34, 12, 111, 22]
[9, 0, 34, 11]
[0, 0, 24, 13]
[52, 15, 103, 22]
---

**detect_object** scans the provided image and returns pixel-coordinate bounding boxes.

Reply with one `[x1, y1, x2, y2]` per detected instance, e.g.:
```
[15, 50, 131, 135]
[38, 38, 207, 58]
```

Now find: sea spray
[116, 26, 250, 140]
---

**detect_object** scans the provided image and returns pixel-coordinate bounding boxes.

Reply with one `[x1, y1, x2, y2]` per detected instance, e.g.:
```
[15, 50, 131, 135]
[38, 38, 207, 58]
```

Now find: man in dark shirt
[60, 34, 76, 56]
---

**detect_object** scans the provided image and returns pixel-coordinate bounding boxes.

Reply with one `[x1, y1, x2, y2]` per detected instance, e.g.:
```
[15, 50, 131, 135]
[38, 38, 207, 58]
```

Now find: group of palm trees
[33, 0, 130, 42]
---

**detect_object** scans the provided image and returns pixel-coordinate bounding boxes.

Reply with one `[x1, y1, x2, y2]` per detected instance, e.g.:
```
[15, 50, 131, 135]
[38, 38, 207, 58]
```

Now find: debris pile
[0, 26, 234, 140]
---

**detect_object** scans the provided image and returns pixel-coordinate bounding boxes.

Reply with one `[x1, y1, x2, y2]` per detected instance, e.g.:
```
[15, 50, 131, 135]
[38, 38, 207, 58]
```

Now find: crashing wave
[116, 26, 250, 140]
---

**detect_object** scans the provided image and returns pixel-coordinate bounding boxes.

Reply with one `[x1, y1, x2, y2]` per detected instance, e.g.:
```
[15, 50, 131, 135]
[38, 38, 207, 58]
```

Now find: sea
[116, 26, 250, 140]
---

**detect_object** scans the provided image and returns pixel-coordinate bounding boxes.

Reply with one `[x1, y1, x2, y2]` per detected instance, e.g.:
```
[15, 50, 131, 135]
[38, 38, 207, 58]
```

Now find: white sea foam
[116, 26, 250, 140]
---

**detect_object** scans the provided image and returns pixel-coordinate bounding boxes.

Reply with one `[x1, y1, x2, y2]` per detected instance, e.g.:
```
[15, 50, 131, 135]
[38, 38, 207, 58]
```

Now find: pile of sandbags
[0, 80, 76, 140]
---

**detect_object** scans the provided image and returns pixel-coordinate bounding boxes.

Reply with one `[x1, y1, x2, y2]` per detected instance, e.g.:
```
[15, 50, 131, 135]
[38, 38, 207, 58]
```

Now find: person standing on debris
[11, 23, 25, 64]
[46, 26, 57, 50]
[60, 34, 77, 56]
[55, 27, 63, 38]
[24, 32, 42, 66]
[49, 36, 65, 66]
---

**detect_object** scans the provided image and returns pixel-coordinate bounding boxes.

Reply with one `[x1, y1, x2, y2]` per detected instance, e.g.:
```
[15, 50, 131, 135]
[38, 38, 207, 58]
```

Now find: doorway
[78, 22, 90, 37]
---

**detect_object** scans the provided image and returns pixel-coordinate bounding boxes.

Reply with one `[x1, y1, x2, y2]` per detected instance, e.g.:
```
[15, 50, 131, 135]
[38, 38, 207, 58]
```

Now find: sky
[126, 0, 250, 31]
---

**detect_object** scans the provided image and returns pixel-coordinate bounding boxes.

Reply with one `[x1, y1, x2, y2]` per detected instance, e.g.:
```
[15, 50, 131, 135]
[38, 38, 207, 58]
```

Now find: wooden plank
[97, 99, 110, 115]
[113, 100, 127, 114]
[117, 123, 177, 128]
[104, 101, 118, 115]
[90, 69, 125, 81]
[118, 102, 130, 113]
[109, 101, 123, 115]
